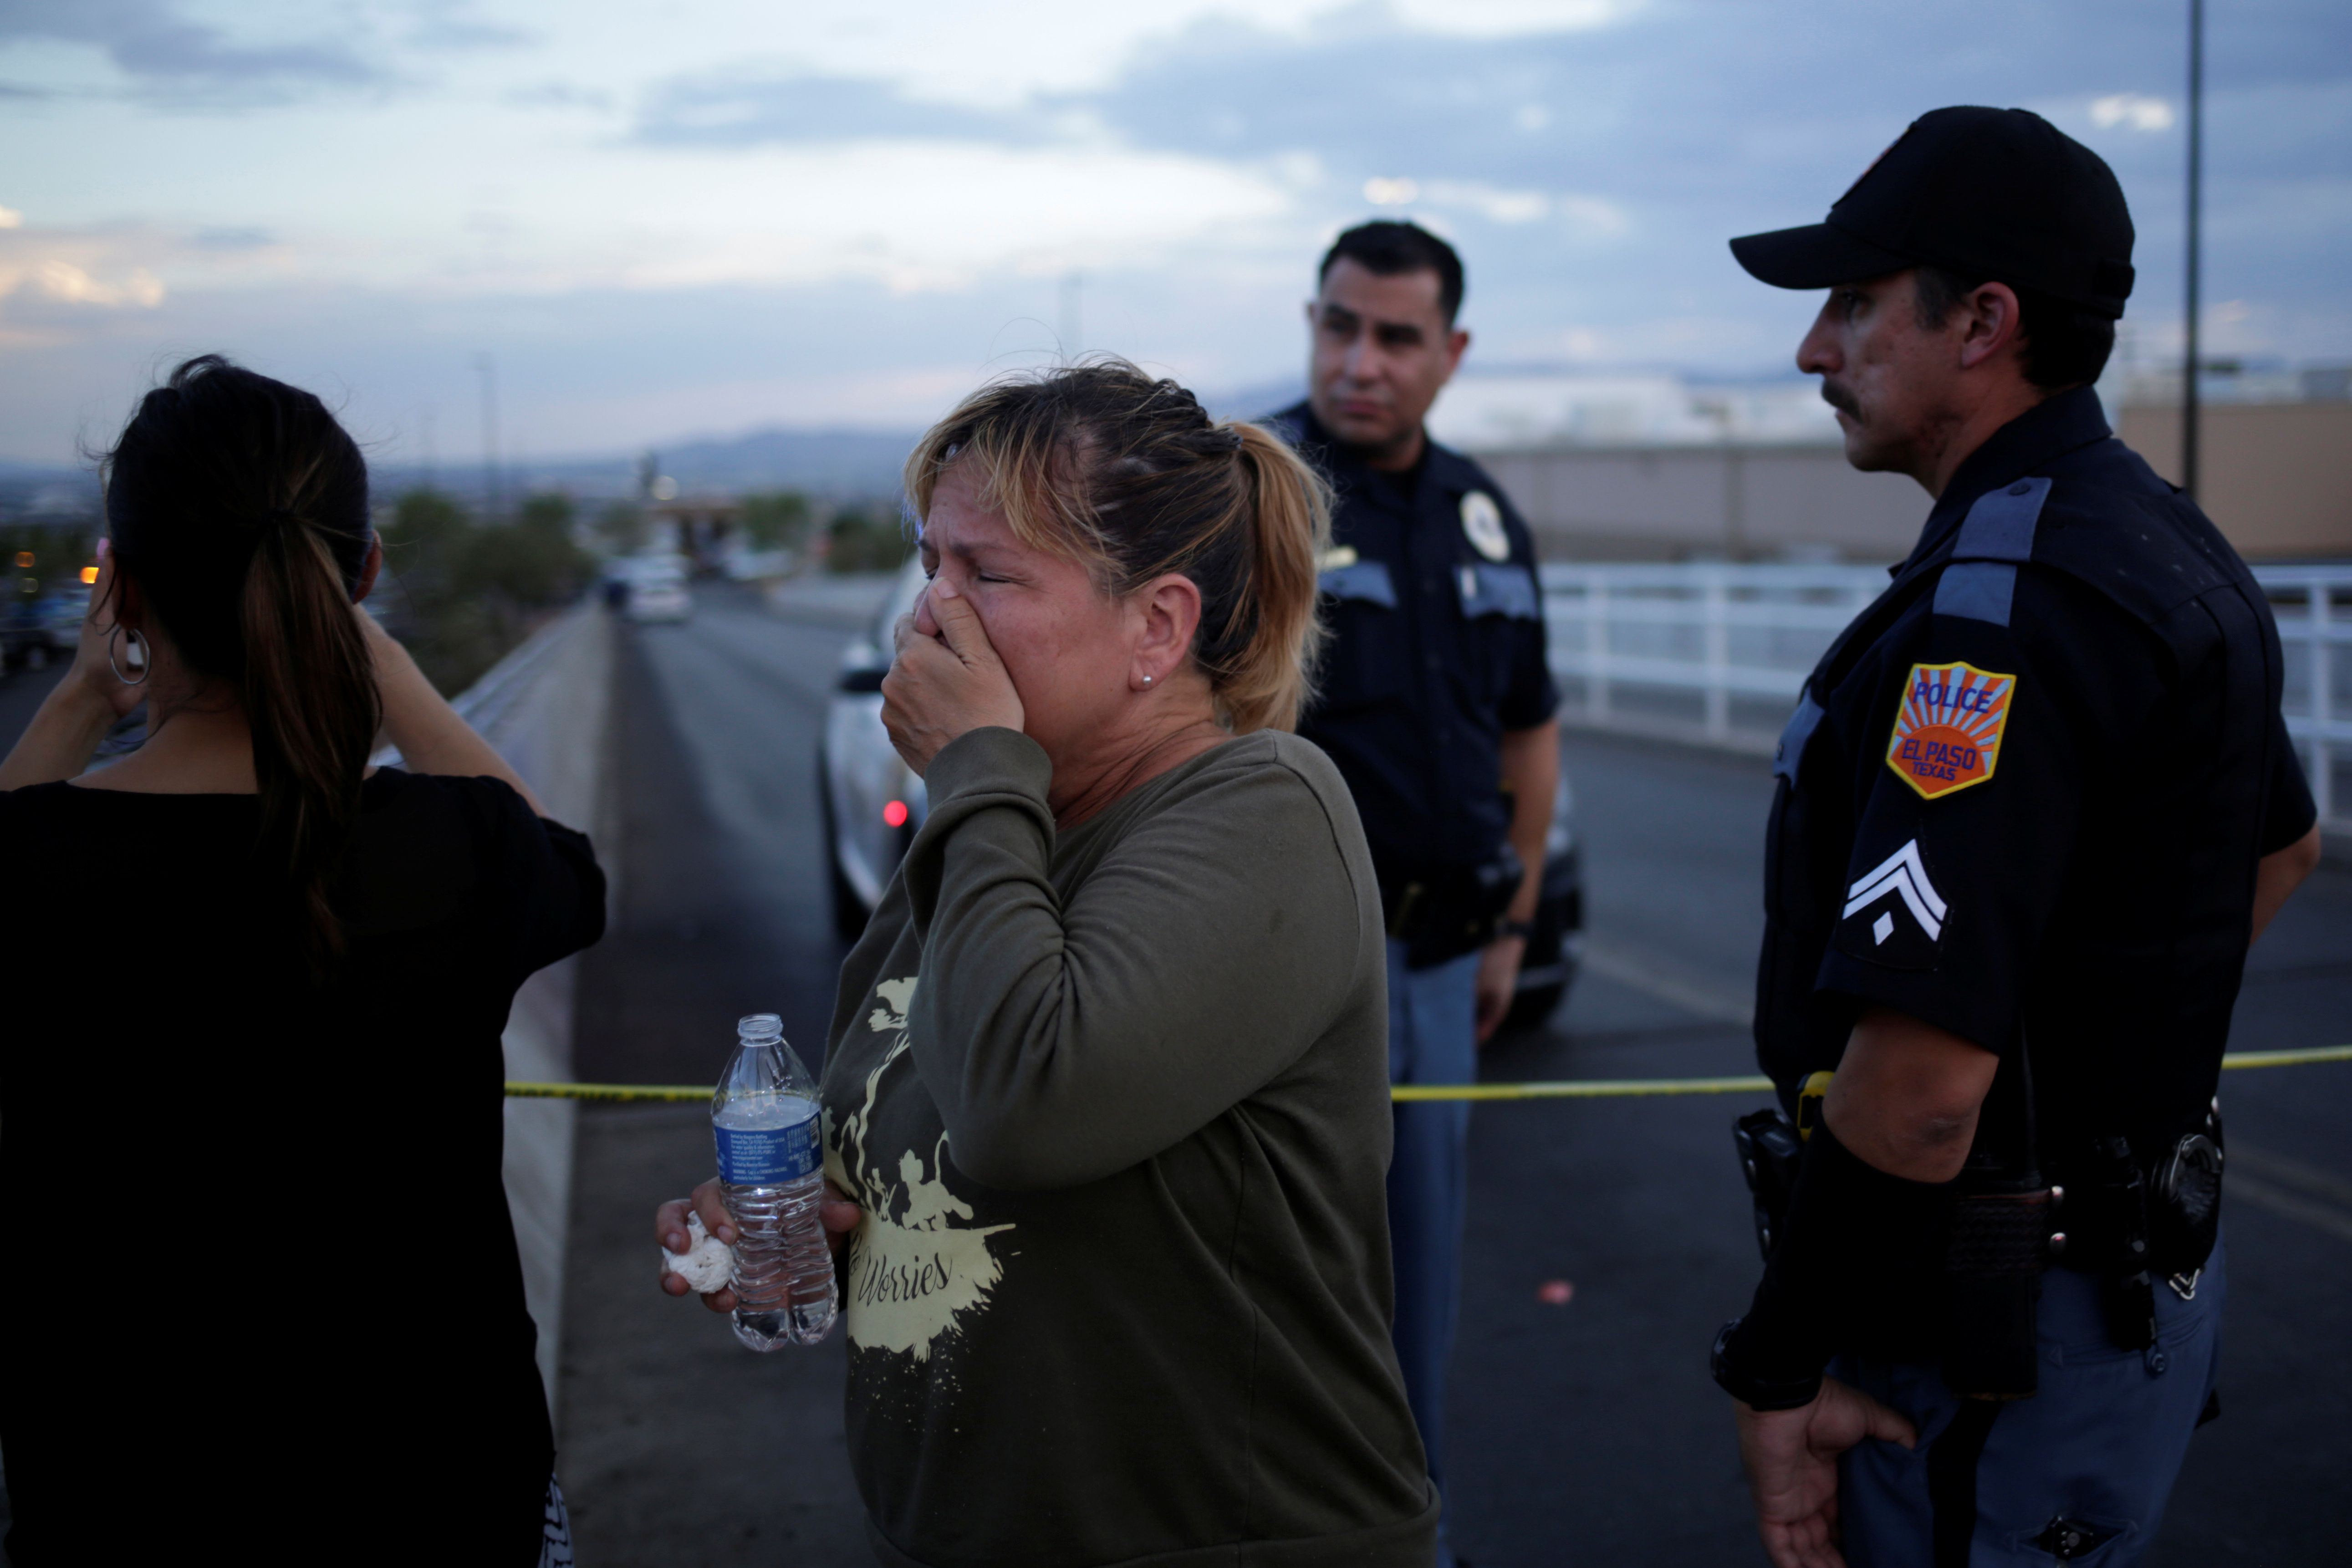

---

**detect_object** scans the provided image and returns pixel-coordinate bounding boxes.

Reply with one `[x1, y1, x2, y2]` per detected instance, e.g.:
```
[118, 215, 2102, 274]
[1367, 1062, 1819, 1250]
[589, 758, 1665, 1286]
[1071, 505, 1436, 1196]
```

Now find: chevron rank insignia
[1835, 838, 1945, 970]
[1887, 660, 2015, 799]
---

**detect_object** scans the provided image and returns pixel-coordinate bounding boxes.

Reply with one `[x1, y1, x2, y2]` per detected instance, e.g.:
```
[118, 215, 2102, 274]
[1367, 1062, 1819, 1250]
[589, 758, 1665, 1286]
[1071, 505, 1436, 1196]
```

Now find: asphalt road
[550, 582, 2352, 1566]
[0, 662, 66, 754]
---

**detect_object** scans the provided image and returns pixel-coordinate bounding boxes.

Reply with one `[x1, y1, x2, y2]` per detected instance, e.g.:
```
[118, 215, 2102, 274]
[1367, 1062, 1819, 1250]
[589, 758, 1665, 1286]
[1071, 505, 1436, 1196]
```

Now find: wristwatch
[1495, 918, 1536, 943]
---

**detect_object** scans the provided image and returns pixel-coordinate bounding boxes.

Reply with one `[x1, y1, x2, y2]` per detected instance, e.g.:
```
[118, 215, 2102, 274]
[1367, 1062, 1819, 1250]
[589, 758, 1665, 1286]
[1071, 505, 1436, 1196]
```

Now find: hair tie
[267, 506, 302, 531]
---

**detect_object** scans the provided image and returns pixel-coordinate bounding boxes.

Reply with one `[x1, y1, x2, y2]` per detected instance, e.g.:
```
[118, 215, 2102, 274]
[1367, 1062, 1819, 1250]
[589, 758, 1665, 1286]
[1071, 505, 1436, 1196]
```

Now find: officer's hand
[882, 577, 1025, 776]
[1474, 935, 1525, 1043]
[1734, 1378, 1917, 1568]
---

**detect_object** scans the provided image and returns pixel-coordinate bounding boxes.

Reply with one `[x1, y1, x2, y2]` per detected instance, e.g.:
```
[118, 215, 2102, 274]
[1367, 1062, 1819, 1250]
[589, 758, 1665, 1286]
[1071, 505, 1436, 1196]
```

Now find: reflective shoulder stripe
[1934, 476, 2050, 628]
[1934, 561, 2019, 627]
[1458, 562, 1540, 620]
[1774, 690, 1825, 784]
[1318, 558, 1398, 608]
[1952, 476, 2050, 562]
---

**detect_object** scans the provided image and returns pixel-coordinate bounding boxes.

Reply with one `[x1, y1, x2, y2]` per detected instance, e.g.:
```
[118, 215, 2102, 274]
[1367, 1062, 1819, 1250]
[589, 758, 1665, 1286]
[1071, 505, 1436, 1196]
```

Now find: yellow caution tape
[504, 1043, 2352, 1107]
[505, 1081, 709, 1103]
[1391, 1075, 1771, 1102]
[2211, 1042, 2352, 1070]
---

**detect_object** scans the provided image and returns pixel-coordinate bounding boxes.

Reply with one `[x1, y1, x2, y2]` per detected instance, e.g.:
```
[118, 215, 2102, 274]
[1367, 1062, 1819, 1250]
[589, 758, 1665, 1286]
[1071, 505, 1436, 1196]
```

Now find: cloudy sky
[2, 0, 2347, 469]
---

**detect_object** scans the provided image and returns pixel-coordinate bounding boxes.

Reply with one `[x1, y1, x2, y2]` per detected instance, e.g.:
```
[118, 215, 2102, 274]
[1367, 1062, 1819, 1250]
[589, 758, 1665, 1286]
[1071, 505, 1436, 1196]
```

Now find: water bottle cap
[737, 1012, 784, 1042]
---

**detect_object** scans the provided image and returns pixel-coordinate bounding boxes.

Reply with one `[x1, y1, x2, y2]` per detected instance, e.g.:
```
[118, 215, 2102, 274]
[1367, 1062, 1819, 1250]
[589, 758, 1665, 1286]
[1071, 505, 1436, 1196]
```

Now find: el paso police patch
[1887, 661, 2015, 799]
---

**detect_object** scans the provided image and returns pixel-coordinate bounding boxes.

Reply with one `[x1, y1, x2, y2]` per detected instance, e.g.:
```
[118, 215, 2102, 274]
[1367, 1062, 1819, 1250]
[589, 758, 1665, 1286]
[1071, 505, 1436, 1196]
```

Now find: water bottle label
[715, 1114, 821, 1185]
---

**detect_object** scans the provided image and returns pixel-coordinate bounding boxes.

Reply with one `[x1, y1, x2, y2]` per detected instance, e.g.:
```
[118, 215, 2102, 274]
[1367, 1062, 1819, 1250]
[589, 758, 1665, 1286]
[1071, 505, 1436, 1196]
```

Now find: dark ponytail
[103, 356, 380, 981]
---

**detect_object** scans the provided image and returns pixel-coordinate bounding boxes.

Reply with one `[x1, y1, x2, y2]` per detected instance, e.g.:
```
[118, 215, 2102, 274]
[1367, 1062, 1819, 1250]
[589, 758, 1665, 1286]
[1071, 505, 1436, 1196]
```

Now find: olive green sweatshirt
[819, 725, 1437, 1568]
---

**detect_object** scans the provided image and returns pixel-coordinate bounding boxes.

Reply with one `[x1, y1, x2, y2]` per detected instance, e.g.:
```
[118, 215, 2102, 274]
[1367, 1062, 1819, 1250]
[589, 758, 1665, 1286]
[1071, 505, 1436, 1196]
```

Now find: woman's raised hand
[880, 577, 1024, 776]
[656, 1177, 865, 1314]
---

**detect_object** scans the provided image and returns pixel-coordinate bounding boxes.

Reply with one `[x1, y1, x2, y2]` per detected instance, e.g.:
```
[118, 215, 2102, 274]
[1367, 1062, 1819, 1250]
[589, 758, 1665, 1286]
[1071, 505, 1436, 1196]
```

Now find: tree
[826, 504, 911, 573]
[596, 500, 650, 555]
[464, 493, 593, 610]
[376, 486, 593, 695]
[739, 490, 814, 552]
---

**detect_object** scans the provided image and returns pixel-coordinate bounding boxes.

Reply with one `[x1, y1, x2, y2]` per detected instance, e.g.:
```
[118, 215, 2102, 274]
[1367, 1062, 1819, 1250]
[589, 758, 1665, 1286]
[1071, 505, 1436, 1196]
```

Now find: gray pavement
[563, 594, 869, 1561]
[0, 662, 66, 752]
[555, 585, 2352, 1564]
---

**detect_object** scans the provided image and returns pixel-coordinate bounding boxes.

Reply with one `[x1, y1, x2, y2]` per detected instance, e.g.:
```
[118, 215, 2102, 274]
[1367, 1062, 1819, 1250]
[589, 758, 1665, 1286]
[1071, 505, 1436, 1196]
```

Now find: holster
[2051, 1104, 2225, 1350]
[1383, 847, 1524, 970]
[2150, 1111, 2226, 1276]
[1734, 1107, 1805, 1262]
[1735, 1050, 2060, 1399]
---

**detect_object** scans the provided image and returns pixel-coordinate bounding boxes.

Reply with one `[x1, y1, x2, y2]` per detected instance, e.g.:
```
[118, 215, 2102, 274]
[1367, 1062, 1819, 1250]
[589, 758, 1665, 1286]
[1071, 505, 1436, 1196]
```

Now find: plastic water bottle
[712, 1013, 837, 1350]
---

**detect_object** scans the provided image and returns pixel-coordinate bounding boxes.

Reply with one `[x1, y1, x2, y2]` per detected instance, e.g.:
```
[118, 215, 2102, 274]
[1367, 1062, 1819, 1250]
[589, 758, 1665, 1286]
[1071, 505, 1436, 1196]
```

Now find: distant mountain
[1212, 378, 1308, 425]
[634, 426, 926, 497]
[373, 425, 926, 508]
[0, 462, 95, 516]
[348, 375, 1318, 512]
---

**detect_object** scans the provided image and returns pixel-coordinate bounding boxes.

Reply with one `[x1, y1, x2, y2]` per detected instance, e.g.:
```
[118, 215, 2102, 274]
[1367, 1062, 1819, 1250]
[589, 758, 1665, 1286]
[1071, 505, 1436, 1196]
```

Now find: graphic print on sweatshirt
[822, 975, 1015, 1362]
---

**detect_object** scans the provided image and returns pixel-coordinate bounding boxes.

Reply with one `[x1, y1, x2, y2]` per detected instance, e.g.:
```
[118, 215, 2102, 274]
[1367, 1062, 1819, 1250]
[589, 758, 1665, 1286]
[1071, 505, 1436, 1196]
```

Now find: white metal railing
[1541, 561, 2351, 829]
[2262, 566, 2352, 828]
[1540, 562, 1891, 752]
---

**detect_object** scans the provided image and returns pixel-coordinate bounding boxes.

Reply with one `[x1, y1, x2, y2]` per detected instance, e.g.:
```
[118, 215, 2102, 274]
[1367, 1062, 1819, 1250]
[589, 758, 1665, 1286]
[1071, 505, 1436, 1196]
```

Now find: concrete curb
[454, 602, 617, 1420]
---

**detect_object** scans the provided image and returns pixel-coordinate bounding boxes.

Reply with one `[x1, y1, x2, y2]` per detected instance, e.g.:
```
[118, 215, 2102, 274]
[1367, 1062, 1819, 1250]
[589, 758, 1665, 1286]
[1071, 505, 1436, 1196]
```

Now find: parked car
[0, 601, 42, 670]
[1, 588, 86, 671]
[818, 563, 929, 941]
[41, 587, 91, 657]
[621, 555, 693, 624]
[1507, 769, 1583, 1032]
[817, 558, 1582, 1029]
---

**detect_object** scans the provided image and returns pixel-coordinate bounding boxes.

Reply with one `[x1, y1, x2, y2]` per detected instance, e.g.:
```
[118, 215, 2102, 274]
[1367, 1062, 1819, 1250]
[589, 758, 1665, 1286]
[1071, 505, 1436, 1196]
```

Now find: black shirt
[1273, 403, 1559, 890]
[0, 768, 604, 1565]
[1757, 387, 2316, 1169]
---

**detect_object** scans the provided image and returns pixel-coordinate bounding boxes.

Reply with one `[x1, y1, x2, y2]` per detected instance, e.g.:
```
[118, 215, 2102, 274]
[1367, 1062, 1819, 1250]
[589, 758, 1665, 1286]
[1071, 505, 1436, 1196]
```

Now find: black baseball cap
[1730, 106, 2136, 318]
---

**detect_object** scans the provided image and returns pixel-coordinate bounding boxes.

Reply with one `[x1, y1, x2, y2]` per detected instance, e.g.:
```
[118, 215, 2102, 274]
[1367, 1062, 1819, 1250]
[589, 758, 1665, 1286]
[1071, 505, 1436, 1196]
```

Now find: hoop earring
[108, 628, 151, 687]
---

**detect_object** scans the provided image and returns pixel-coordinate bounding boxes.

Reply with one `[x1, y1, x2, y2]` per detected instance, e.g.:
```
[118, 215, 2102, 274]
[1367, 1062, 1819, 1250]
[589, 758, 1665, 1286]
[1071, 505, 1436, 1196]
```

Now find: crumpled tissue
[661, 1211, 734, 1294]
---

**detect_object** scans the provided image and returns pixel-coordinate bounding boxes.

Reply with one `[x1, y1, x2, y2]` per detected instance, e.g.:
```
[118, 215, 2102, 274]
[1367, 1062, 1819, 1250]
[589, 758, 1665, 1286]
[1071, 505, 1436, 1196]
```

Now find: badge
[1460, 490, 1510, 562]
[1886, 660, 2014, 799]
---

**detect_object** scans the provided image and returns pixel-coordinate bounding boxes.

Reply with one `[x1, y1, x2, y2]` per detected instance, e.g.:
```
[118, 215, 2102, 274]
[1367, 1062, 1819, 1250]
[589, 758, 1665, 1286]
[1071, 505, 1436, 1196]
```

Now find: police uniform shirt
[1272, 403, 1559, 888]
[1760, 386, 2316, 1167]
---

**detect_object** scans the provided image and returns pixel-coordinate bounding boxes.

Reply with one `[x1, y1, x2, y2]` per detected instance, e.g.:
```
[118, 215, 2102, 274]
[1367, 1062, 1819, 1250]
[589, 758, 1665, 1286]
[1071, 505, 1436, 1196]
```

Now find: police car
[817, 563, 930, 943]
[818, 559, 1582, 1029]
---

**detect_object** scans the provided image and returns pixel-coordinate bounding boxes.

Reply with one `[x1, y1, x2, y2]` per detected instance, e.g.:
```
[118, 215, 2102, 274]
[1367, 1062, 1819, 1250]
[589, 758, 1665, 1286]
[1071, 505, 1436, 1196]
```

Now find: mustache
[1820, 380, 1861, 418]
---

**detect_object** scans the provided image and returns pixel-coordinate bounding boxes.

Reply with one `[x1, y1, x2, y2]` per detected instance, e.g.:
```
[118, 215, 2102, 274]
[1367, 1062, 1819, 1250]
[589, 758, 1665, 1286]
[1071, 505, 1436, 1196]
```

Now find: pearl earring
[1142, 674, 1153, 686]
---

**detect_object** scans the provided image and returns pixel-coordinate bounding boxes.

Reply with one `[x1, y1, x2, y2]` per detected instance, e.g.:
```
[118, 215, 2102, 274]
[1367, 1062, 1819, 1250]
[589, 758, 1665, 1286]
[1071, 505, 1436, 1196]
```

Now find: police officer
[1707, 107, 2323, 1567]
[1271, 219, 1560, 1567]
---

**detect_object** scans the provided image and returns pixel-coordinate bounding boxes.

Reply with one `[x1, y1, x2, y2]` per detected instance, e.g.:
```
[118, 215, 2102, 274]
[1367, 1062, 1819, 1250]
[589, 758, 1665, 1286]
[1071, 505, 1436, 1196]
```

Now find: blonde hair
[903, 359, 1331, 733]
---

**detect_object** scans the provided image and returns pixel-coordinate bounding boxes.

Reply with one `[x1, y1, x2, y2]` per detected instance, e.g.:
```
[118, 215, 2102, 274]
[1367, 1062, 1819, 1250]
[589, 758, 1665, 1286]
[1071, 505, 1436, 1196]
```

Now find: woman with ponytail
[656, 360, 1436, 1566]
[0, 356, 603, 1565]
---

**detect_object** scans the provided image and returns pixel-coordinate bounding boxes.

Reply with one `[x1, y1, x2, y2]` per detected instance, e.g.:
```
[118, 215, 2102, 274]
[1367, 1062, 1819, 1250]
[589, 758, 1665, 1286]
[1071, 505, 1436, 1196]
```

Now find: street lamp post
[474, 352, 502, 521]
[2182, 0, 2204, 501]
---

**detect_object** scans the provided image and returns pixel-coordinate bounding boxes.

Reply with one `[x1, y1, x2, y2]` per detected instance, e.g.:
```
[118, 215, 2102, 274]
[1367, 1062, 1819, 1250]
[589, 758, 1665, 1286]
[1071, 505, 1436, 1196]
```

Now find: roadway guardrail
[1541, 561, 2351, 832]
